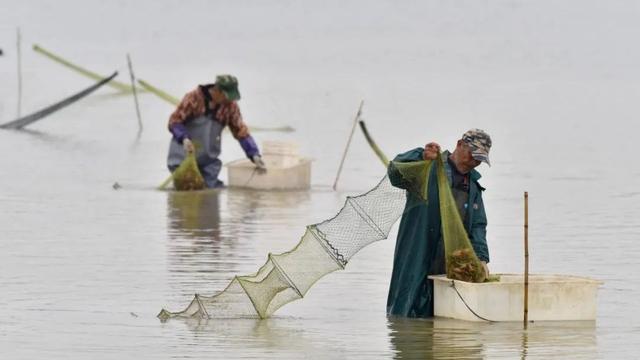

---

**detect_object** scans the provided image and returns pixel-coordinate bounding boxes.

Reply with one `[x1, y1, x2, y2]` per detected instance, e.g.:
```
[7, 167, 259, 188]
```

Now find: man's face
[210, 87, 229, 104]
[455, 140, 481, 173]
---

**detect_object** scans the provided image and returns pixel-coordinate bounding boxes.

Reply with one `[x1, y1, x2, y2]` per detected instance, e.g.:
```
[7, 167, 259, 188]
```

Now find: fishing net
[434, 157, 486, 283]
[158, 154, 485, 320]
[391, 155, 486, 282]
[171, 153, 206, 191]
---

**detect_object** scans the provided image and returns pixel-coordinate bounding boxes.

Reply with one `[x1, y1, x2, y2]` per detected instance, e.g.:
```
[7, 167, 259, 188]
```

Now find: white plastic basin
[428, 274, 603, 322]
[227, 156, 312, 190]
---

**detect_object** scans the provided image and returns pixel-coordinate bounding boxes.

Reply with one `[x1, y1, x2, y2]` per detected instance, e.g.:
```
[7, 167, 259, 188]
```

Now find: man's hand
[480, 261, 490, 279]
[423, 142, 441, 160]
[252, 155, 267, 174]
[183, 138, 195, 154]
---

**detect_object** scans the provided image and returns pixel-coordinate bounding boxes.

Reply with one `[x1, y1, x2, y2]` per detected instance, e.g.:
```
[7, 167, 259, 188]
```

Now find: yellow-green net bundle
[393, 155, 486, 283]
[171, 154, 206, 191]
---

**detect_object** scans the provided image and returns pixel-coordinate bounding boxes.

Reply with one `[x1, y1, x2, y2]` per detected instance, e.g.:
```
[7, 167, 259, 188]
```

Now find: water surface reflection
[163, 188, 314, 308]
[167, 190, 222, 241]
[388, 317, 484, 359]
[387, 317, 599, 359]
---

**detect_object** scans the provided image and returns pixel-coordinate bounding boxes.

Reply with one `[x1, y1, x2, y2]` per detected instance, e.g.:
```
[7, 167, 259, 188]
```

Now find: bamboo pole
[1, 72, 118, 129]
[333, 100, 364, 190]
[126, 54, 143, 136]
[358, 120, 389, 167]
[524, 191, 529, 329]
[137, 79, 180, 105]
[17, 27, 22, 118]
[33, 44, 133, 92]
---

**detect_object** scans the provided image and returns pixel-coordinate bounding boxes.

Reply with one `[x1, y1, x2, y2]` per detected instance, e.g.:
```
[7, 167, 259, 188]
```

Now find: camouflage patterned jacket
[168, 86, 250, 141]
[167, 85, 259, 159]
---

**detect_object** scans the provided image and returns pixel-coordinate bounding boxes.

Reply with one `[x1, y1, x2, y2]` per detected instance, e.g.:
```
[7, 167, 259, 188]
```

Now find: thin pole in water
[126, 54, 143, 137]
[16, 27, 22, 118]
[333, 100, 364, 191]
[524, 191, 529, 329]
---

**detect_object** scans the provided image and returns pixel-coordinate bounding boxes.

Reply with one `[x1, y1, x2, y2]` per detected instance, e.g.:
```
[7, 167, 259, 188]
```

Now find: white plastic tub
[227, 141, 312, 190]
[428, 274, 603, 322]
[227, 156, 312, 190]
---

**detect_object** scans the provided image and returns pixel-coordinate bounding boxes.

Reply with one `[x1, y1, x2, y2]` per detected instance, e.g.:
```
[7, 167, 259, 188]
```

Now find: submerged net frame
[158, 156, 484, 320]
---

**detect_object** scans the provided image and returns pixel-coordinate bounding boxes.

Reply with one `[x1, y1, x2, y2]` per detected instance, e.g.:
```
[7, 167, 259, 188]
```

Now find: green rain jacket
[386, 148, 489, 317]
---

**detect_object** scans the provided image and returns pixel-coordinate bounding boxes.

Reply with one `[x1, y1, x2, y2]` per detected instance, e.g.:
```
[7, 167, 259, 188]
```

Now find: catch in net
[165, 153, 206, 191]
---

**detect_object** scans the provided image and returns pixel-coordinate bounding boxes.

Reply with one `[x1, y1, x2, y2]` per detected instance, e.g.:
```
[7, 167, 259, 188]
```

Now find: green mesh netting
[394, 155, 486, 282]
[158, 154, 486, 320]
[171, 154, 206, 191]
[435, 157, 486, 283]
[392, 159, 434, 201]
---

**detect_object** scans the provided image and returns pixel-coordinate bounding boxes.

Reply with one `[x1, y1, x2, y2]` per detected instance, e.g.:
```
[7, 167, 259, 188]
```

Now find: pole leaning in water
[524, 191, 529, 329]
[126, 54, 143, 137]
[358, 120, 389, 167]
[333, 100, 364, 190]
[17, 27, 22, 118]
[33, 44, 133, 92]
[0, 72, 119, 130]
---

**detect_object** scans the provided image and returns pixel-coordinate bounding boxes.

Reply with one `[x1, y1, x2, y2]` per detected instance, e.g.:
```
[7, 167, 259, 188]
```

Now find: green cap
[214, 74, 241, 101]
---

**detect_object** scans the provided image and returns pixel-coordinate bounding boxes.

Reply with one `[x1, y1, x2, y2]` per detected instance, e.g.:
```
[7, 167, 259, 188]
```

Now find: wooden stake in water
[126, 54, 143, 137]
[524, 191, 529, 329]
[332, 100, 364, 191]
[17, 27, 22, 118]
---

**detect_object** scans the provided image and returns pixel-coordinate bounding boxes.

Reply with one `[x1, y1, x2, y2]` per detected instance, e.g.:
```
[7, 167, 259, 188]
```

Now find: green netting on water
[158, 175, 405, 320]
[158, 154, 486, 320]
[172, 154, 206, 191]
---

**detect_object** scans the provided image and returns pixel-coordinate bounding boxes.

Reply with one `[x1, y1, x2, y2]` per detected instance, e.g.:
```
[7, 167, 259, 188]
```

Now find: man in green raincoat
[387, 129, 492, 317]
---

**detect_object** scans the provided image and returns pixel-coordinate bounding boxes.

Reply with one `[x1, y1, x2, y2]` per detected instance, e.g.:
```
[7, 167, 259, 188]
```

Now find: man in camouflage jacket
[167, 74, 266, 188]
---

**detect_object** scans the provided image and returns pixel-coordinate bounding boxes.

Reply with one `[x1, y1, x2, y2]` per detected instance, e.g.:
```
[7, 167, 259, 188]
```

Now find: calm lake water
[1, 1, 639, 358]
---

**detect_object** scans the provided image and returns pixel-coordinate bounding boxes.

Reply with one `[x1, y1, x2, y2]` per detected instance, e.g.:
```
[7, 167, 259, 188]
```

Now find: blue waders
[167, 86, 225, 188]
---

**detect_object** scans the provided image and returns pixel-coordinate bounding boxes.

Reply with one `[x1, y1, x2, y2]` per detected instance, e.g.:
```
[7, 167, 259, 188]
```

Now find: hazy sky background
[3, 0, 640, 173]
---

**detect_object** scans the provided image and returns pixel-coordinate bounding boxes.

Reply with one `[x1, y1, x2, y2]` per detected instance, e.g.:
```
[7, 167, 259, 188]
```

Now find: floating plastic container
[227, 141, 312, 190]
[428, 274, 603, 322]
[260, 140, 301, 167]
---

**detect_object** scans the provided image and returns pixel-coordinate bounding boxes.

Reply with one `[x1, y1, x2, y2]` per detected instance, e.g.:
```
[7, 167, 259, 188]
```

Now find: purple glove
[169, 123, 190, 144]
[239, 135, 260, 159]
